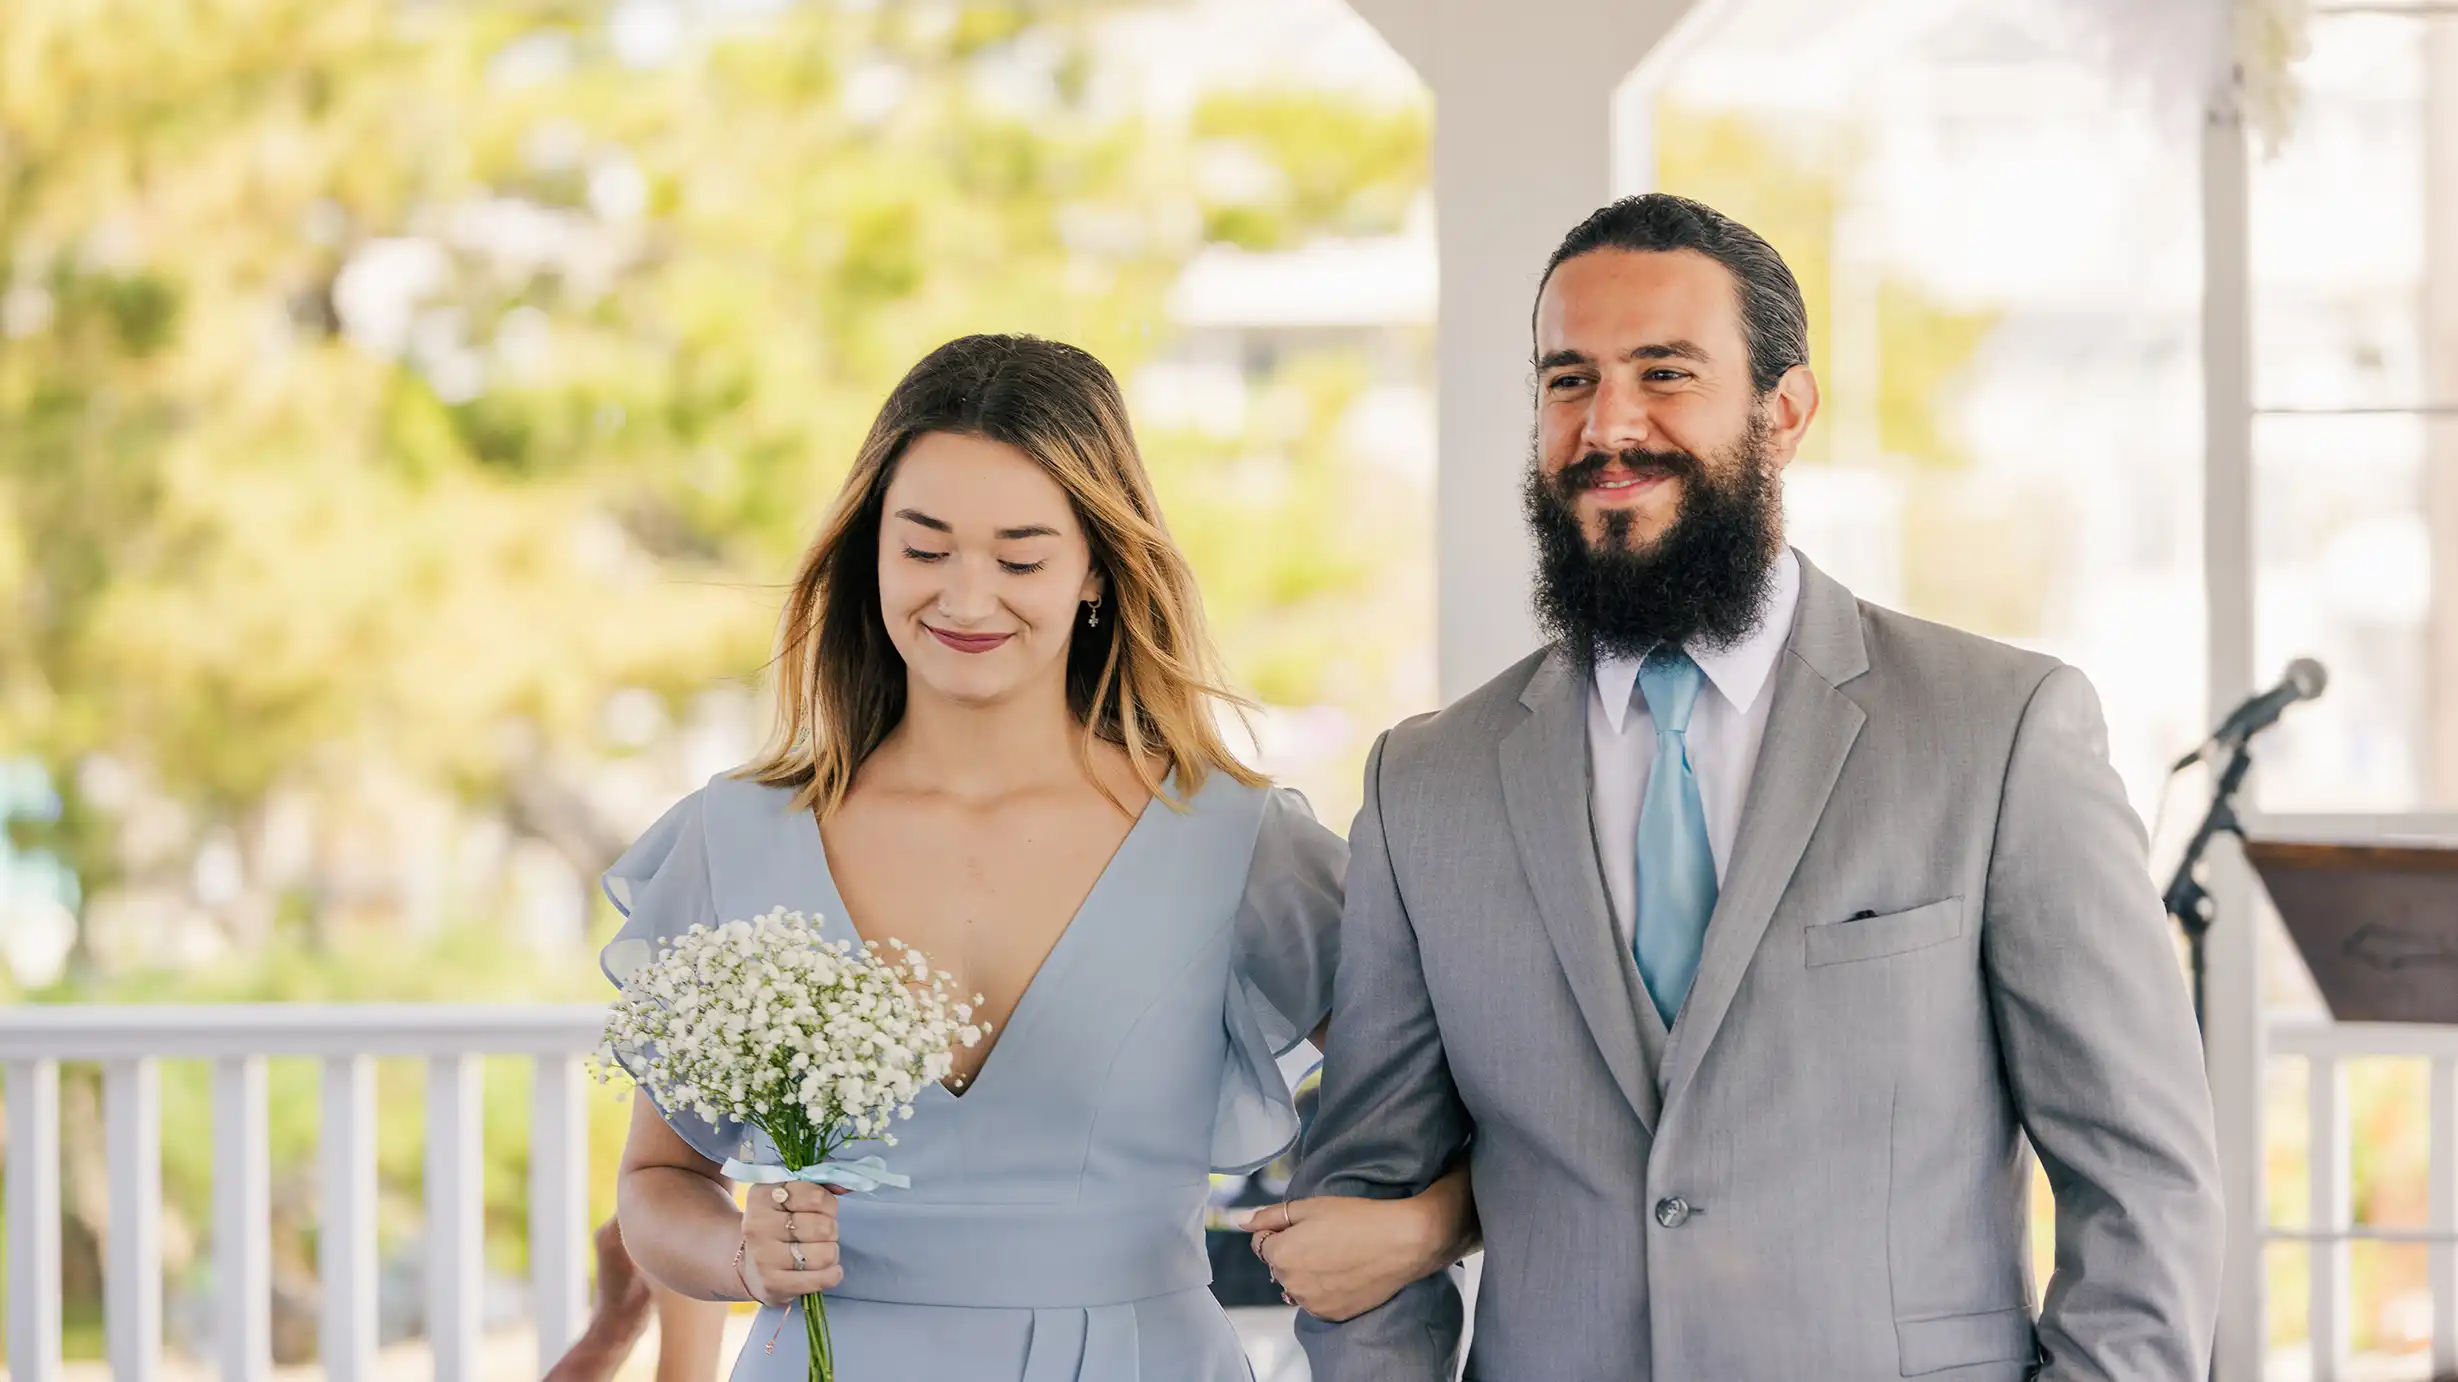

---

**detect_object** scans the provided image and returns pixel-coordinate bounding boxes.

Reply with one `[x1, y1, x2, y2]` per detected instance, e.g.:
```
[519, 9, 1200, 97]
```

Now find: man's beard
[1525, 411, 1784, 664]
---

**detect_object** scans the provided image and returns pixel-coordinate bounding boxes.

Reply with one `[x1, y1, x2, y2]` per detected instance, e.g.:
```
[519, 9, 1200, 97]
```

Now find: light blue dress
[599, 769, 1346, 1382]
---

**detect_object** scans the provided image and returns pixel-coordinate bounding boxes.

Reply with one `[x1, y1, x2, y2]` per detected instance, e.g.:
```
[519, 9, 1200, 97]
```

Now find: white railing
[0, 1005, 606, 1382]
[6, 1006, 2455, 1382]
[2266, 1018, 2458, 1382]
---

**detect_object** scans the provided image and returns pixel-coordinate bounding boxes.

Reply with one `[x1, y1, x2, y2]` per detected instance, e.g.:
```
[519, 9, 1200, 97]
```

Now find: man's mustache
[1555, 448, 1706, 492]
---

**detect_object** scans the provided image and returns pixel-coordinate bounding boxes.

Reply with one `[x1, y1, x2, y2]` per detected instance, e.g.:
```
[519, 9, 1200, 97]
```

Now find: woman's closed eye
[899, 545, 1045, 575]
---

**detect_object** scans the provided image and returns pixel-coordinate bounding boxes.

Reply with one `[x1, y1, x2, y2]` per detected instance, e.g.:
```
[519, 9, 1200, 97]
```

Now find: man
[1280, 194, 2224, 1380]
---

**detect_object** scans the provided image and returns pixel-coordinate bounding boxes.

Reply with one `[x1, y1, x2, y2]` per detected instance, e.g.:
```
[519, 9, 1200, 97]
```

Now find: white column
[7, 1059, 63, 1382]
[2200, 76, 2270, 1382]
[530, 1054, 590, 1372]
[104, 1057, 163, 1382]
[427, 1055, 485, 1382]
[214, 1056, 272, 1382]
[320, 1055, 377, 1382]
[1343, 0, 1714, 703]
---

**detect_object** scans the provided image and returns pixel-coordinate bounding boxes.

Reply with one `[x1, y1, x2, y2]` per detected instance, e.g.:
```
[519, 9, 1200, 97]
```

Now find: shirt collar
[1593, 547, 1802, 733]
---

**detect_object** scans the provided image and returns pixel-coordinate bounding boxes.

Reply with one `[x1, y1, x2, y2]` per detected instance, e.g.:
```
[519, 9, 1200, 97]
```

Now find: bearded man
[1271, 193, 2225, 1382]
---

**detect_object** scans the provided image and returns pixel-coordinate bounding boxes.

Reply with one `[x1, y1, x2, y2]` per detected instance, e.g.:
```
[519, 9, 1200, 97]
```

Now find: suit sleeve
[1292, 730, 1471, 1381]
[1984, 665, 2225, 1382]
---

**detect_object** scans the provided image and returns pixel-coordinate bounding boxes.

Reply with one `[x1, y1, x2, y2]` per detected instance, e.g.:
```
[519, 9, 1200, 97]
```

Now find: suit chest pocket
[1803, 896, 1964, 967]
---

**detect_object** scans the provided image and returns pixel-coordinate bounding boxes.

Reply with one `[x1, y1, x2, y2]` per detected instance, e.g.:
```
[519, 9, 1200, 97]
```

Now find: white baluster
[105, 1057, 162, 1382]
[7, 1059, 63, 1382]
[427, 1054, 484, 1382]
[2436, 1057, 2458, 1379]
[321, 1055, 377, 1382]
[530, 1054, 588, 1372]
[2310, 1054, 2349, 1381]
[215, 1055, 272, 1382]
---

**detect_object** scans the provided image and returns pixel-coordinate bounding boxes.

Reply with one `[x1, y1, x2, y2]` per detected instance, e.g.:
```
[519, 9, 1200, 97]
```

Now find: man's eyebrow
[891, 509, 951, 532]
[1630, 340, 1712, 364]
[1536, 340, 1714, 371]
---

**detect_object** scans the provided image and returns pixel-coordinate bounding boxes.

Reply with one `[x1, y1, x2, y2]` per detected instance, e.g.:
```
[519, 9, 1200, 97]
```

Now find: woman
[605, 334, 1473, 1380]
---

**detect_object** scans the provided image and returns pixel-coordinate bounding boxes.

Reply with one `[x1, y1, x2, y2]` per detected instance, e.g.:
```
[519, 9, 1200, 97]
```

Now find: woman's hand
[738, 1181, 845, 1306]
[1237, 1172, 1476, 1322]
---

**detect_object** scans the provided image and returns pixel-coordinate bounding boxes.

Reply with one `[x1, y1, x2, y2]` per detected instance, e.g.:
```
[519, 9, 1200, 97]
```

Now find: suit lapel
[1500, 648, 1661, 1134]
[1659, 554, 1870, 1110]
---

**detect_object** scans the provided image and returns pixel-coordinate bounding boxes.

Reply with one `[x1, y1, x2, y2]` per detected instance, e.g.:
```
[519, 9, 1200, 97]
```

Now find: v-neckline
[799, 786, 1168, 1100]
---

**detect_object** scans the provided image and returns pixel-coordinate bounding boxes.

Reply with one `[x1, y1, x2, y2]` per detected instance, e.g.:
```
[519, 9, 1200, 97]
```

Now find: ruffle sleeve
[1212, 786, 1347, 1174]
[597, 788, 758, 1166]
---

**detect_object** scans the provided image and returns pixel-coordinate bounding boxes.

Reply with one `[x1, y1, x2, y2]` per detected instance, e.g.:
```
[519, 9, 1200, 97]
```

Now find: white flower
[592, 907, 980, 1170]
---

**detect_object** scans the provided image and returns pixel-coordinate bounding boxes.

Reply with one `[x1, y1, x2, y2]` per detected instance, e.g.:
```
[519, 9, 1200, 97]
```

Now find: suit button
[1654, 1197, 1691, 1228]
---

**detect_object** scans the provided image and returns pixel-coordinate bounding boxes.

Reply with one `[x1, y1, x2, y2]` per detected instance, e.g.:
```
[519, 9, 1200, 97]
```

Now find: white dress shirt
[1589, 548, 1802, 949]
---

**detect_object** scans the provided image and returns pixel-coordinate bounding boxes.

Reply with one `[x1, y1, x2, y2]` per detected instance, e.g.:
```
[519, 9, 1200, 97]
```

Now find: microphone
[2170, 658, 2328, 771]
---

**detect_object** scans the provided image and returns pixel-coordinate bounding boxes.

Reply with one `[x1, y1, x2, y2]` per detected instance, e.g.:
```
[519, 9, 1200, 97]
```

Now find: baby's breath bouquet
[593, 906, 984, 1382]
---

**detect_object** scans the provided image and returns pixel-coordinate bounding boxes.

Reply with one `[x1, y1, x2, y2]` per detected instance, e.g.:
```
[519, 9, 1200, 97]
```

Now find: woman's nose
[933, 558, 1000, 622]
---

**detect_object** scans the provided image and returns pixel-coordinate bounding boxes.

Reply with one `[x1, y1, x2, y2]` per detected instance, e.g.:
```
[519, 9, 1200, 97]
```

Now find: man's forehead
[1535, 247, 1742, 353]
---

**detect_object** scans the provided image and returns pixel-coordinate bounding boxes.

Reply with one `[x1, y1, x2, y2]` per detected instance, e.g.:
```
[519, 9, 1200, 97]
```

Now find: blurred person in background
[543, 1217, 726, 1382]
[599, 334, 1475, 1380]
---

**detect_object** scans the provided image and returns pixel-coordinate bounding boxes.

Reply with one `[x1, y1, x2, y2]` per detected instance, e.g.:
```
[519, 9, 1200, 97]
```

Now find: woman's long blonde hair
[742, 334, 1264, 818]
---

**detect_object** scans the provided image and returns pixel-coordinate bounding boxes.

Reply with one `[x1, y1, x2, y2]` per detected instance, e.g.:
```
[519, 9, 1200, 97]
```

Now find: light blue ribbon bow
[721, 1155, 911, 1193]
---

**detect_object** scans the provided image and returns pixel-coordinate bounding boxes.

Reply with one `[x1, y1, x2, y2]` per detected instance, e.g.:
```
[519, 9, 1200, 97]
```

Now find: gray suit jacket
[1293, 553, 2224, 1382]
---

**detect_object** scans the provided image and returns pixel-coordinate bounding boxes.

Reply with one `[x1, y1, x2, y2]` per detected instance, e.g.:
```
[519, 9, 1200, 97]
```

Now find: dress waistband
[828, 1187, 1214, 1308]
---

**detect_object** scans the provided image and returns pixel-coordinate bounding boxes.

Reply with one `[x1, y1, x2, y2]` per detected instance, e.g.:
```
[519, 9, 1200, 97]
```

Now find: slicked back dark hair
[1537, 193, 1811, 395]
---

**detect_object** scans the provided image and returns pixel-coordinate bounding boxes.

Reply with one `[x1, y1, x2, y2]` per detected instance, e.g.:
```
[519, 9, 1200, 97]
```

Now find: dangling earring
[1085, 596, 1102, 629]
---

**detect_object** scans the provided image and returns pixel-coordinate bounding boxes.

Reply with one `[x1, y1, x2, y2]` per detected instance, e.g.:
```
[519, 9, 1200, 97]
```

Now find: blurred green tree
[0, 0, 1431, 1349]
[0, 0, 1422, 963]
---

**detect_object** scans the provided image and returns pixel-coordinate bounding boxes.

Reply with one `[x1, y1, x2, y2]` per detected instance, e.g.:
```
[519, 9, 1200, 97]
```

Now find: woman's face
[876, 430, 1102, 708]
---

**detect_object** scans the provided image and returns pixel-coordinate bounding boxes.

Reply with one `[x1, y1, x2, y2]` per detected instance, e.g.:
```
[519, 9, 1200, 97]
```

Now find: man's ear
[1764, 364, 1820, 468]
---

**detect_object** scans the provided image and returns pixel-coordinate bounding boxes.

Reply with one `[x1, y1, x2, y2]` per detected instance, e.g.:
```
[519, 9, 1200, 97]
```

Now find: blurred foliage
[1191, 90, 1427, 250]
[0, 0, 1421, 952]
[0, 0, 1432, 1348]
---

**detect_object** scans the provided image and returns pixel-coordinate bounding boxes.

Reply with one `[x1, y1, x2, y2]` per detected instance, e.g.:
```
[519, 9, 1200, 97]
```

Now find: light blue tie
[1634, 647, 1717, 1026]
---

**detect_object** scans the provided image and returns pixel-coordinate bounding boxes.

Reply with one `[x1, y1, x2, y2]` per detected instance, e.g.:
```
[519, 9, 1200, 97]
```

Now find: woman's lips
[926, 626, 1013, 654]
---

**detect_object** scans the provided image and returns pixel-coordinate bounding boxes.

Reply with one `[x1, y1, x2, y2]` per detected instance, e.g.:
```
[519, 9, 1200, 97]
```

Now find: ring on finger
[771, 1186, 789, 1206]
[784, 1212, 798, 1243]
[791, 1243, 807, 1271]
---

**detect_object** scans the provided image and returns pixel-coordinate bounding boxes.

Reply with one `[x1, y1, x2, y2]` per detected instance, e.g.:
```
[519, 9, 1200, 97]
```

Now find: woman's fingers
[744, 1183, 842, 1241]
[738, 1185, 846, 1302]
[774, 1182, 839, 1214]
[1246, 1199, 1410, 1322]
[746, 1237, 844, 1303]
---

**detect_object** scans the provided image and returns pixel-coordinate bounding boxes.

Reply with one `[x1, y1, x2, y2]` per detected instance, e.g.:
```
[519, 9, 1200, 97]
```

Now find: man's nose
[1579, 376, 1652, 457]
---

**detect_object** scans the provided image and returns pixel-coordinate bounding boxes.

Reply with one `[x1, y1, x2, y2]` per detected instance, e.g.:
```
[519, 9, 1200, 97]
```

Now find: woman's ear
[1081, 569, 1107, 604]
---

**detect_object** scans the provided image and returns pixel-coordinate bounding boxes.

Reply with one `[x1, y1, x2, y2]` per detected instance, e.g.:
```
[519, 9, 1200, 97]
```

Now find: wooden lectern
[2246, 838, 2458, 1024]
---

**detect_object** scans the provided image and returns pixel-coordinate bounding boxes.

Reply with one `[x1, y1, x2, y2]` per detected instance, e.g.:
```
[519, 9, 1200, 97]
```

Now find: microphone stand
[2162, 736, 2259, 1035]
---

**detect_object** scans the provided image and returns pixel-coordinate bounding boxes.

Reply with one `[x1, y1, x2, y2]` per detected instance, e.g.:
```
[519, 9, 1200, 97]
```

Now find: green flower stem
[805, 1289, 834, 1382]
